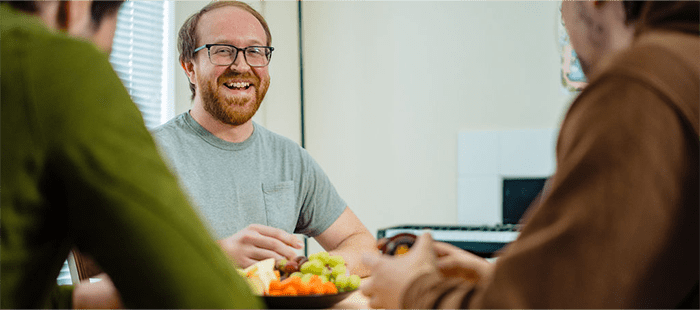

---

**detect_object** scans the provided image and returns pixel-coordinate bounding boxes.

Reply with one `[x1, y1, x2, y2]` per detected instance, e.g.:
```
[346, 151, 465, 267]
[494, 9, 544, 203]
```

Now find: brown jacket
[403, 7, 699, 310]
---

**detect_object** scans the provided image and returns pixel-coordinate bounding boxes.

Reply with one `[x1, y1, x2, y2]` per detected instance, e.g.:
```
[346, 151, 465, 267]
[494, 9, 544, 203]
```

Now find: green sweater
[0, 4, 264, 309]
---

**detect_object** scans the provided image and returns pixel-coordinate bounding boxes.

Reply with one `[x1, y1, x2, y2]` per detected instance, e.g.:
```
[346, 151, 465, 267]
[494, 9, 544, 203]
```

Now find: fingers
[231, 241, 292, 269]
[435, 255, 470, 275]
[435, 243, 484, 264]
[360, 280, 384, 309]
[247, 246, 290, 261]
[359, 268, 375, 296]
[376, 238, 389, 252]
[220, 225, 306, 268]
[403, 234, 443, 283]
[239, 226, 300, 260]
[433, 246, 490, 282]
[432, 240, 464, 257]
[359, 255, 377, 303]
[360, 250, 420, 309]
[249, 224, 304, 249]
[359, 257, 389, 309]
[410, 232, 434, 256]
[361, 252, 381, 269]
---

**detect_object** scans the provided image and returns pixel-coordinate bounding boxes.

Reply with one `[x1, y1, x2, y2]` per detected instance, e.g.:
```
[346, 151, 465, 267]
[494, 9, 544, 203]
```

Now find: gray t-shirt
[151, 112, 346, 239]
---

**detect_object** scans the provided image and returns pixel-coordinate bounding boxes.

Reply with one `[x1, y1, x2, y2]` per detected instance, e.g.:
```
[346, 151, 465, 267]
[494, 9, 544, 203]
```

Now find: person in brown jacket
[361, 1, 699, 308]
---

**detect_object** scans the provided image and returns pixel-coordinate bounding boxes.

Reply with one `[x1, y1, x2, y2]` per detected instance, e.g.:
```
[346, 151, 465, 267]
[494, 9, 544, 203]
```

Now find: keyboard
[377, 224, 520, 257]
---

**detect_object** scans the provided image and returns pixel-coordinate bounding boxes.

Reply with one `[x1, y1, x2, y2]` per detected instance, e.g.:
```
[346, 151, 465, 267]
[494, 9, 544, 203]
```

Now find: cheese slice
[239, 258, 277, 295]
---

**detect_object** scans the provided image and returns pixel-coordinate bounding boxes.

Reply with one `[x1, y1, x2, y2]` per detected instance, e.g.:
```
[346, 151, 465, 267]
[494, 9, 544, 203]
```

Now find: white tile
[457, 129, 557, 226]
[499, 128, 557, 177]
[458, 130, 500, 176]
[457, 176, 502, 225]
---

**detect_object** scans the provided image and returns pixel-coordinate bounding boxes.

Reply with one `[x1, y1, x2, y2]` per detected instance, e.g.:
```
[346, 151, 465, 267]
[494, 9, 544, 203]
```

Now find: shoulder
[583, 31, 699, 135]
[559, 33, 699, 157]
[2, 9, 135, 135]
[152, 113, 189, 137]
[253, 124, 322, 171]
[599, 31, 698, 81]
[3, 12, 122, 104]
[255, 123, 306, 153]
[151, 113, 195, 148]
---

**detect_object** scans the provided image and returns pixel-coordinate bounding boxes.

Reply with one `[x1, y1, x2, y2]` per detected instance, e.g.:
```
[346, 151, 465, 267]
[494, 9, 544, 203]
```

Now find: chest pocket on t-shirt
[262, 181, 296, 232]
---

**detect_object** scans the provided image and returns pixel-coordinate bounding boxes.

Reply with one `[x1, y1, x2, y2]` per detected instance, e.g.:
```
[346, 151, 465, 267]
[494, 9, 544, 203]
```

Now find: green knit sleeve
[31, 32, 264, 309]
[45, 285, 74, 309]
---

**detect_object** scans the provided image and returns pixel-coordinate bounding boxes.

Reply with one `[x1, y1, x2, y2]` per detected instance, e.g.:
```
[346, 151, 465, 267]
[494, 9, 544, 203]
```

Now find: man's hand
[72, 273, 123, 309]
[433, 240, 494, 283]
[218, 224, 304, 268]
[360, 233, 438, 309]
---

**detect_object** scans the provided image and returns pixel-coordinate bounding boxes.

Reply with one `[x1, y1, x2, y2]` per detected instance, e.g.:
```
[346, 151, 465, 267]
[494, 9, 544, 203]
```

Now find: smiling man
[152, 1, 375, 276]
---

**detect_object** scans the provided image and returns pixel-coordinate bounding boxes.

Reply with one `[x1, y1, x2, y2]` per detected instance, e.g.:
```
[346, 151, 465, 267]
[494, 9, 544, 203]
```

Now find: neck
[34, 1, 61, 30]
[597, 2, 636, 71]
[591, 22, 635, 76]
[607, 24, 635, 54]
[190, 101, 254, 143]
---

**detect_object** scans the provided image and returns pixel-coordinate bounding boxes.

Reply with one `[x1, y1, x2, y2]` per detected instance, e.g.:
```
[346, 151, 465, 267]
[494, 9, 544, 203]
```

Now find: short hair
[89, 1, 124, 30]
[621, 1, 644, 25]
[178, 1, 272, 100]
[2, 1, 38, 13]
[635, 1, 699, 35]
[3, 1, 123, 29]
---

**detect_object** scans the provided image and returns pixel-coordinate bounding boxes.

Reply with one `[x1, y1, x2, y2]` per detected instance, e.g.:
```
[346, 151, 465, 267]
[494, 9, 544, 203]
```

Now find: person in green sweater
[0, 1, 264, 308]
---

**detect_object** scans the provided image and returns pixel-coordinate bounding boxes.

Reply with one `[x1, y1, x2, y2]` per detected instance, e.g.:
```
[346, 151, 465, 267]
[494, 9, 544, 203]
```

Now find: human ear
[181, 59, 198, 87]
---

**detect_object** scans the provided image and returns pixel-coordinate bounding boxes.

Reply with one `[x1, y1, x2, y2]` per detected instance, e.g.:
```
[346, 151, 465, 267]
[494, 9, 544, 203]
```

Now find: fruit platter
[238, 251, 361, 309]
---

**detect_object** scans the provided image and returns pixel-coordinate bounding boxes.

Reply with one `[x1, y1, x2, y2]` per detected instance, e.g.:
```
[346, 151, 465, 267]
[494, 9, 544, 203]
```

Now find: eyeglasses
[194, 44, 274, 67]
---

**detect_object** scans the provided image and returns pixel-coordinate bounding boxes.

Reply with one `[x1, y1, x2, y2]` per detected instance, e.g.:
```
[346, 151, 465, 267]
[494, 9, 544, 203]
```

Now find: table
[330, 289, 370, 309]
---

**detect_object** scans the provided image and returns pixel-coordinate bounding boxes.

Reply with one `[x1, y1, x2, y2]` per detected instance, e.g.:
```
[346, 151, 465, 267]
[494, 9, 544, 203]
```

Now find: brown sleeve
[468, 60, 698, 308]
[402, 33, 698, 309]
[402, 272, 477, 309]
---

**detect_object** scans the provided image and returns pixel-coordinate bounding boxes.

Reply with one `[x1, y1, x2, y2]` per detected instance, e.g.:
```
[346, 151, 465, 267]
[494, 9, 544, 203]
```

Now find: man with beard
[361, 1, 698, 308]
[152, 1, 375, 276]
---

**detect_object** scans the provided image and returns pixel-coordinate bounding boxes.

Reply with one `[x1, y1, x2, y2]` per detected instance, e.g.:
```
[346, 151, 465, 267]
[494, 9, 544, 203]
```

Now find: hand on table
[360, 233, 438, 309]
[218, 224, 304, 269]
[434, 240, 494, 283]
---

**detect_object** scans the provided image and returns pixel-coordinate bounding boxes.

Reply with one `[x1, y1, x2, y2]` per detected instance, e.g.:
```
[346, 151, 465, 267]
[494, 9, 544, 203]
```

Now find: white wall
[301, 1, 574, 244]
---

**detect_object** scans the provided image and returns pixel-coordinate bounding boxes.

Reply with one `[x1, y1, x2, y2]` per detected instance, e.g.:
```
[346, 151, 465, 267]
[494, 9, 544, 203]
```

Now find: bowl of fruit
[238, 251, 361, 309]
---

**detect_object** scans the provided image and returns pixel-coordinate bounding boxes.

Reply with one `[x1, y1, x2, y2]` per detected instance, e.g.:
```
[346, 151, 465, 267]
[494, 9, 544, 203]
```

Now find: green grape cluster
[294, 251, 361, 292]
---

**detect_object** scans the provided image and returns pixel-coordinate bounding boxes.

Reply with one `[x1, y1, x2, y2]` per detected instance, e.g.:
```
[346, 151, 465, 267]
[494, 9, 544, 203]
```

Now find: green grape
[331, 264, 346, 278]
[300, 260, 324, 275]
[319, 275, 329, 283]
[307, 252, 322, 261]
[327, 255, 345, 267]
[309, 251, 330, 264]
[301, 273, 314, 283]
[347, 275, 361, 290]
[334, 274, 349, 290]
[289, 272, 303, 278]
[276, 258, 287, 269]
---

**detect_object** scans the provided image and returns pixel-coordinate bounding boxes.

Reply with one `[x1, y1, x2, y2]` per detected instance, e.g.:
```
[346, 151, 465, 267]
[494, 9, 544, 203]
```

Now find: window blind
[110, 0, 173, 129]
[58, 0, 173, 285]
